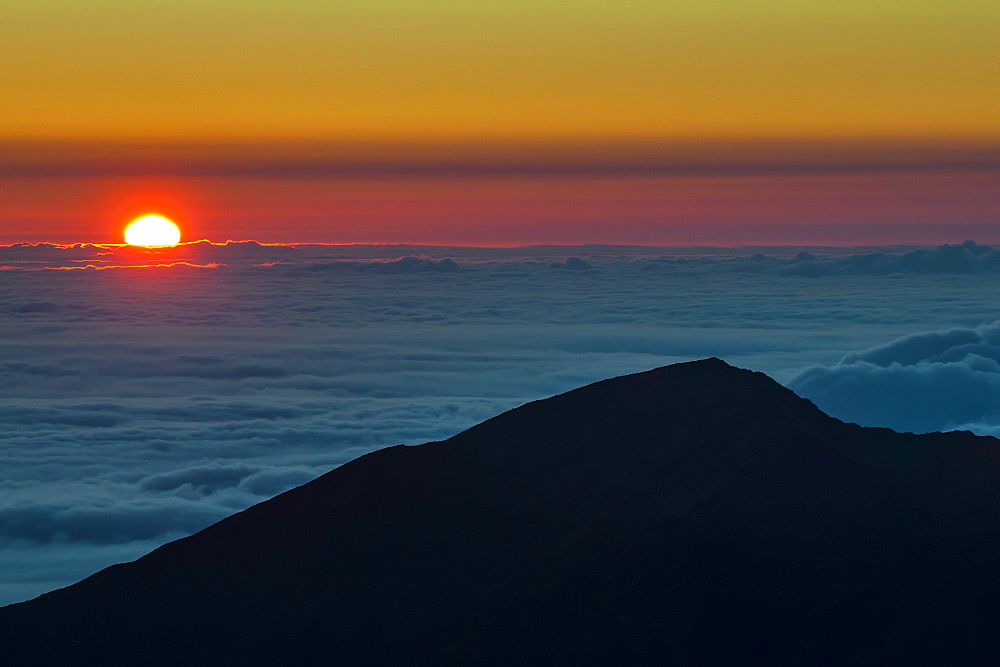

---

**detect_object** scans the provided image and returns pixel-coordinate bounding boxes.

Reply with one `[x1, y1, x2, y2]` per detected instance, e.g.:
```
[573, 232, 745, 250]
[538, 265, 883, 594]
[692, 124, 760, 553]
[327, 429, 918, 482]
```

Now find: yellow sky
[2, 0, 998, 142]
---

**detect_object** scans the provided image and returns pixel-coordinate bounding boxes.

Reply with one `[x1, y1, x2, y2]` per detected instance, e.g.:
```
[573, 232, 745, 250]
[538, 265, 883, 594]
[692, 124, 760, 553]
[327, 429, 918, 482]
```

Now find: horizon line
[0, 239, 987, 251]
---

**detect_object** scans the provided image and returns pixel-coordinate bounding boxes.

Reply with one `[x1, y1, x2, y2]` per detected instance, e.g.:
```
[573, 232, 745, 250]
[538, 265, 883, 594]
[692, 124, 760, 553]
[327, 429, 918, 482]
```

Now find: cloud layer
[4, 241, 1000, 604]
[791, 322, 1000, 435]
[6, 239, 1000, 275]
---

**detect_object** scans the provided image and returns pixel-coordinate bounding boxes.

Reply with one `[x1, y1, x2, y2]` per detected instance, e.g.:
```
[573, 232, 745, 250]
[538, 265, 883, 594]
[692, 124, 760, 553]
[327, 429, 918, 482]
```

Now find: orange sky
[3, 1, 998, 244]
[4, 1, 1000, 142]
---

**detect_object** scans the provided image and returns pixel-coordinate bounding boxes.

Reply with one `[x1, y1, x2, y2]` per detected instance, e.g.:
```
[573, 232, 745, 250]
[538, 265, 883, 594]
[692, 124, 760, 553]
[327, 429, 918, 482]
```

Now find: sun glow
[124, 215, 182, 247]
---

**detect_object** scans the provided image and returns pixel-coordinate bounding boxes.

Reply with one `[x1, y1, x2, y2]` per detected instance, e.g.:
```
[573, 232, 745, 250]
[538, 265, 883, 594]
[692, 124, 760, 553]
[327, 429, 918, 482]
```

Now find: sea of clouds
[3, 240, 1000, 605]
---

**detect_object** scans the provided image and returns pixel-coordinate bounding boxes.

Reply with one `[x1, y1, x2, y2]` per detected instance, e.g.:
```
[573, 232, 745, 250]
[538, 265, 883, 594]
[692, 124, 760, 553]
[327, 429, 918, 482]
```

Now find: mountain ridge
[4, 358, 1000, 663]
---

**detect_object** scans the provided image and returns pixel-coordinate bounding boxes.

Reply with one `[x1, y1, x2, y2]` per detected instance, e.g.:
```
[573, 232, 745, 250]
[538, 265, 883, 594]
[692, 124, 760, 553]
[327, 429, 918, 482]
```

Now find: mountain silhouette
[4, 358, 1000, 664]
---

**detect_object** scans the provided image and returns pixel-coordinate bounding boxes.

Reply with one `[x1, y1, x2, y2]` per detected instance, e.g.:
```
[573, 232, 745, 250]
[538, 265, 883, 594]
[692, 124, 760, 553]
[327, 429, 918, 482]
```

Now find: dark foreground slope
[4, 359, 1000, 664]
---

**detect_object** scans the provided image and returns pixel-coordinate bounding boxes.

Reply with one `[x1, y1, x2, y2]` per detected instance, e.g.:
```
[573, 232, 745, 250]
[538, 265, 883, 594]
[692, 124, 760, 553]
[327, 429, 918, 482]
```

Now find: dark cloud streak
[4, 139, 999, 179]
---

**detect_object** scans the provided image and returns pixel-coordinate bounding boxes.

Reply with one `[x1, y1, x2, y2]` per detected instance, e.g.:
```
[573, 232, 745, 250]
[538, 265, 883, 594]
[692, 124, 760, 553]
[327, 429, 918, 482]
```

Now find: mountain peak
[460, 356, 824, 452]
[4, 360, 1000, 664]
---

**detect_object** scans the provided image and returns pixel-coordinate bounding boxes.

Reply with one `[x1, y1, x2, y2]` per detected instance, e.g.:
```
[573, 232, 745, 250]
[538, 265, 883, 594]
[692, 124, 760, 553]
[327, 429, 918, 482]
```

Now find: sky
[6, 1, 999, 141]
[3, 0, 999, 244]
[3, 0, 1000, 607]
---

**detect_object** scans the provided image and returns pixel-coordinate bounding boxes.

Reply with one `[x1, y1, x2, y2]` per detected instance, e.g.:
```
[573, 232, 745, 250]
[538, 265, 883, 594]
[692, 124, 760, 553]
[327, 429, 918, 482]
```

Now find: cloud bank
[4, 240, 1000, 605]
[7, 239, 1000, 277]
[0, 241, 1000, 278]
[791, 322, 1000, 435]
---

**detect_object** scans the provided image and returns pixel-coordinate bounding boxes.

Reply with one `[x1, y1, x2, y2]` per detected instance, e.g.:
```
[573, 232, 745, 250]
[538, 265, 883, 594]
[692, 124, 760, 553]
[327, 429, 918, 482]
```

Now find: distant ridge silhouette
[4, 358, 1000, 664]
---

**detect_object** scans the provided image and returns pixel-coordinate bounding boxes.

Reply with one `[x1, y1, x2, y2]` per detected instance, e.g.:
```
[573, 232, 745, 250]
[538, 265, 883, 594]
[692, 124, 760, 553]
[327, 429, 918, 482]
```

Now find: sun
[124, 215, 182, 247]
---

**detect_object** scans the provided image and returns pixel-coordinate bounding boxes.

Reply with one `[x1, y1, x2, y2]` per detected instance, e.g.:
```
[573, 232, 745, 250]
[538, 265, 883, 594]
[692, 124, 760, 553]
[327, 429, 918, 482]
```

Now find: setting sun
[124, 215, 181, 247]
